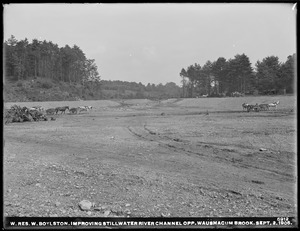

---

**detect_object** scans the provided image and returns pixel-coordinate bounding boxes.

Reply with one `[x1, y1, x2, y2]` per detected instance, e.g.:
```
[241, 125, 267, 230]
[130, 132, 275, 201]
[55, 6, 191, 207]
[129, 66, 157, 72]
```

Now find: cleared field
[3, 95, 297, 218]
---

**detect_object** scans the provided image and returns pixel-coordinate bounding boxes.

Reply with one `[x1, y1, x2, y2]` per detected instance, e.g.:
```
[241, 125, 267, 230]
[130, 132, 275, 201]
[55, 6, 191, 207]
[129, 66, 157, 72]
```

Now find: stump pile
[4, 105, 49, 124]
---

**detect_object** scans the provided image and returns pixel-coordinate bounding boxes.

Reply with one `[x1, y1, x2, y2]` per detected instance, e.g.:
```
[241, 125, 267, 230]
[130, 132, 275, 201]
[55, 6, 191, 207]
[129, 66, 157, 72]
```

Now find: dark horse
[55, 106, 69, 114]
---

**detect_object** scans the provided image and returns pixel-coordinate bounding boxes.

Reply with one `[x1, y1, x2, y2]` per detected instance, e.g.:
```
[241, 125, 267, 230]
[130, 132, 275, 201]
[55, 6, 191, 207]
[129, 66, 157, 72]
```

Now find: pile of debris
[4, 105, 50, 124]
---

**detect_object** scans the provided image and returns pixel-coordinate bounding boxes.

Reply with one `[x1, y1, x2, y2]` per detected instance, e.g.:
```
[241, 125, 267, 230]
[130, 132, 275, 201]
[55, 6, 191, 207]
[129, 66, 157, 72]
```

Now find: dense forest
[180, 53, 296, 98]
[3, 35, 295, 102]
[4, 35, 100, 83]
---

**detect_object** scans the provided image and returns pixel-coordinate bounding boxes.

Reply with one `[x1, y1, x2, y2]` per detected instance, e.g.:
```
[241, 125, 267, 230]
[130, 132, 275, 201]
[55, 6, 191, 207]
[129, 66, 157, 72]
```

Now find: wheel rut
[127, 125, 294, 181]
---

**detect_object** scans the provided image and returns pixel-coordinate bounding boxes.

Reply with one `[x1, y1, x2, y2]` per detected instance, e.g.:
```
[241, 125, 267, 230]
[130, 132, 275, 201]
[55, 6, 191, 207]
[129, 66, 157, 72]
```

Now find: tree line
[100, 80, 181, 99]
[4, 35, 295, 101]
[180, 53, 295, 97]
[4, 35, 100, 84]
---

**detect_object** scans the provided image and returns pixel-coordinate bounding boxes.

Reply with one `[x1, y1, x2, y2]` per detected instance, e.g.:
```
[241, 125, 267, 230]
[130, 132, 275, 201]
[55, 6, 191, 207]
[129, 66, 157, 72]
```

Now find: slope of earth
[4, 78, 103, 102]
[3, 96, 297, 218]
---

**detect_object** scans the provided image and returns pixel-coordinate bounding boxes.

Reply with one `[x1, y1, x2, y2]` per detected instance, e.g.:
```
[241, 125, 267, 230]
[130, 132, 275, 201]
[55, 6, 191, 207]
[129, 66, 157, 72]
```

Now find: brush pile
[4, 105, 49, 124]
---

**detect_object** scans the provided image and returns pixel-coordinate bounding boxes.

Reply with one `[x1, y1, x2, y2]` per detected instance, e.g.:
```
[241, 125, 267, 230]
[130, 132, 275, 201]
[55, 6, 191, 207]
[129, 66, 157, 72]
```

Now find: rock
[161, 212, 170, 217]
[87, 211, 92, 216]
[55, 202, 61, 207]
[125, 210, 131, 215]
[79, 200, 93, 211]
[125, 203, 131, 207]
[259, 148, 267, 151]
[103, 210, 110, 217]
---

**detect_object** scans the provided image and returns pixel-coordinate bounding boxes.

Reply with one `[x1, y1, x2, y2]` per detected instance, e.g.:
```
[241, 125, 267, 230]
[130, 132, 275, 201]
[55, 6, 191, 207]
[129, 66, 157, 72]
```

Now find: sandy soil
[3, 96, 297, 218]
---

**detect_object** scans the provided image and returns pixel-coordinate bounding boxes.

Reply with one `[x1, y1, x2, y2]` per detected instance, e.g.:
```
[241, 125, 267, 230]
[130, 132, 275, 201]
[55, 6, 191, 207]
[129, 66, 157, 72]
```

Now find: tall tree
[255, 56, 282, 93]
[279, 54, 296, 93]
[226, 54, 253, 94]
[200, 61, 213, 96]
[179, 68, 188, 97]
[4, 35, 18, 79]
[186, 63, 200, 97]
[211, 57, 227, 95]
[14, 39, 29, 80]
[30, 39, 42, 78]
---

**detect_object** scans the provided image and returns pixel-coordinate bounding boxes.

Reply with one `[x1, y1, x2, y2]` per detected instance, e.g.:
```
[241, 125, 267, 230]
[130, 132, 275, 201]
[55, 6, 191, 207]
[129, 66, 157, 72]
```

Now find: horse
[84, 106, 93, 110]
[259, 104, 269, 111]
[32, 106, 45, 112]
[242, 103, 249, 111]
[55, 106, 69, 114]
[69, 107, 79, 114]
[268, 101, 279, 110]
[247, 103, 259, 112]
[77, 106, 88, 113]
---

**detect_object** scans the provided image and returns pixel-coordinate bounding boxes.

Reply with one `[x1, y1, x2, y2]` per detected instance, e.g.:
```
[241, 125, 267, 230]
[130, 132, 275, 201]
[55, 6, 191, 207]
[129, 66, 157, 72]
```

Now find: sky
[3, 3, 297, 86]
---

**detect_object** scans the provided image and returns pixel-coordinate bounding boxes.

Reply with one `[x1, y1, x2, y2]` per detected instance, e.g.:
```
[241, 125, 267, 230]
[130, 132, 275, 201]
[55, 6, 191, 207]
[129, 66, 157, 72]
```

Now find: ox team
[242, 101, 279, 112]
[41, 105, 93, 115]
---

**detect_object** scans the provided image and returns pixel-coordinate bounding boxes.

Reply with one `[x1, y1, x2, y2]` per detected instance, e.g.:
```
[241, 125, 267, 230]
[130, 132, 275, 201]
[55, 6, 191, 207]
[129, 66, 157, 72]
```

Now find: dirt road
[4, 97, 297, 217]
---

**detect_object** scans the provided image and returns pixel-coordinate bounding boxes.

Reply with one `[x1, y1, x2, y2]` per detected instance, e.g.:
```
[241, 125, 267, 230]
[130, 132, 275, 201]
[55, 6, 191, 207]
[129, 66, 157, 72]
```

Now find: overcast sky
[3, 3, 297, 86]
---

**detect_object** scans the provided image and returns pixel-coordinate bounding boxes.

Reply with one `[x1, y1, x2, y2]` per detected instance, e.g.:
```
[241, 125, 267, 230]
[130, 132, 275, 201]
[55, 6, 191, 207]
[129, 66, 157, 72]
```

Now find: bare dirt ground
[3, 96, 297, 218]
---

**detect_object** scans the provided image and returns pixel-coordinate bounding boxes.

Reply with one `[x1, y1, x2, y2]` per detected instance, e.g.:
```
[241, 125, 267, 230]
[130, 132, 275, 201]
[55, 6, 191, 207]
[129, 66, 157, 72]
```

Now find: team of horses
[42, 105, 93, 115]
[68, 106, 93, 114]
[242, 101, 279, 112]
